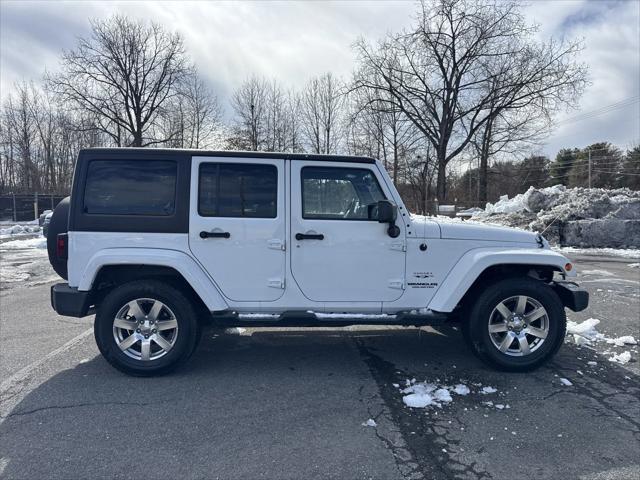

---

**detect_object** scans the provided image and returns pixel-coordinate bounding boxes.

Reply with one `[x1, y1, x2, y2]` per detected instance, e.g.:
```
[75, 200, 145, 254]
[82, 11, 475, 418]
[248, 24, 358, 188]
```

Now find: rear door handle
[200, 231, 230, 239]
[295, 233, 324, 240]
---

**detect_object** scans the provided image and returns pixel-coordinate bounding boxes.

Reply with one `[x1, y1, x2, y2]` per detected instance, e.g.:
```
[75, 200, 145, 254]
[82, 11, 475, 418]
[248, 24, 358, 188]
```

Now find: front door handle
[200, 231, 230, 239]
[295, 232, 324, 241]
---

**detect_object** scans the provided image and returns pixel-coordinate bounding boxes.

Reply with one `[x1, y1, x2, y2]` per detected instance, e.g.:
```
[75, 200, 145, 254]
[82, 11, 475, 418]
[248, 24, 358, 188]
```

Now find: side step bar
[209, 310, 450, 328]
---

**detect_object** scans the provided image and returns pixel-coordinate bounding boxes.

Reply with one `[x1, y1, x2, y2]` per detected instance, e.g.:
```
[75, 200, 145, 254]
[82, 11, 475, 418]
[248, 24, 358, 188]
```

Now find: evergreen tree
[549, 148, 578, 186]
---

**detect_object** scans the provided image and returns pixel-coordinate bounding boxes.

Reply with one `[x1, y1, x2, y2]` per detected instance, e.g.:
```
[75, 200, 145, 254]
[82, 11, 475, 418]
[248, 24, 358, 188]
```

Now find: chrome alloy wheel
[112, 298, 179, 362]
[487, 295, 549, 357]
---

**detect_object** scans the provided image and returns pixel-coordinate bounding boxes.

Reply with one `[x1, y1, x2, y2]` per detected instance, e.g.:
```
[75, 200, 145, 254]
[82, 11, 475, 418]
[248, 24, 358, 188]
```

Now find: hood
[437, 221, 538, 244]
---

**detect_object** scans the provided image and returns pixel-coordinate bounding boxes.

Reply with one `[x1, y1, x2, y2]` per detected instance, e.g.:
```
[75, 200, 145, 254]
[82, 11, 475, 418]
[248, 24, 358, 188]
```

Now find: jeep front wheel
[94, 280, 199, 376]
[463, 278, 566, 371]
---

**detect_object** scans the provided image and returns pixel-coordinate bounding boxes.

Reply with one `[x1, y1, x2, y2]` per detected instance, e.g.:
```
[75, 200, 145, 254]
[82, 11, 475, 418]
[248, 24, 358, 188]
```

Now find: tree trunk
[478, 118, 494, 203]
[436, 153, 447, 201]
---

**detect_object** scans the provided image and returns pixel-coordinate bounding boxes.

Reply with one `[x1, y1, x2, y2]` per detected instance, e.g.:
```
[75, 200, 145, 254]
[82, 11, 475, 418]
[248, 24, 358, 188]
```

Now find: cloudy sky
[1, 0, 638, 157]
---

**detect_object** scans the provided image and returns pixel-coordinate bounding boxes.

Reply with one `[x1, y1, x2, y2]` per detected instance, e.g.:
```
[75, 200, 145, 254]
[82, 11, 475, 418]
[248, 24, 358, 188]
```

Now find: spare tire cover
[47, 196, 70, 280]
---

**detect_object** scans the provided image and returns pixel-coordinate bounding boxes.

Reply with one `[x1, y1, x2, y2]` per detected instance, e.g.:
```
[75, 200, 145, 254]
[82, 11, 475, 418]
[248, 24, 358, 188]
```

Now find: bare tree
[471, 32, 587, 202]
[300, 73, 345, 154]
[162, 72, 224, 149]
[46, 15, 190, 147]
[354, 0, 587, 201]
[231, 76, 268, 151]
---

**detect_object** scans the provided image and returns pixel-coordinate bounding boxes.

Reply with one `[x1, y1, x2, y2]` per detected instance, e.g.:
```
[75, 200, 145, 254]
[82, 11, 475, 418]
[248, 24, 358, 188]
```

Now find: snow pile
[453, 384, 470, 395]
[566, 318, 605, 345]
[556, 247, 640, 259]
[606, 336, 637, 347]
[565, 319, 636, 365]
[362, 419, 377, 427]
[397, 380, 494, 409]
[0, 224, 41, 238]
[472, 186, 640, 248]
[559, 378, 573, 386]
[0, 235, 54, 288]
[608, 351, 632, 365]
[1, 237, 47, 249]
[401, 382, 454, 408]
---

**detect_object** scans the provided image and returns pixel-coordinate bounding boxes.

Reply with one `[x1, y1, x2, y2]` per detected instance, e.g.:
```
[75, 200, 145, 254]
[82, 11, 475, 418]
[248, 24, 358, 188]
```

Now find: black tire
[461, 277, 566, 372]
[46, 197, 70, 280]
[94, 280, 199, 376]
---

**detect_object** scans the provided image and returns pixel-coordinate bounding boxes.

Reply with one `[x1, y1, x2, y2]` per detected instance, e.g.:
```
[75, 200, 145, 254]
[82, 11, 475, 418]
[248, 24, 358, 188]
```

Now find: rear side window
[84, 160, 177, 216]
[199, 163, 277, 218]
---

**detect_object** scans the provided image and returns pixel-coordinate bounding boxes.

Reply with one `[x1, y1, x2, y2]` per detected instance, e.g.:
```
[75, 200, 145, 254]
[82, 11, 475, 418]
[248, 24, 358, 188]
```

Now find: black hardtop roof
[79, 148, 376, 164]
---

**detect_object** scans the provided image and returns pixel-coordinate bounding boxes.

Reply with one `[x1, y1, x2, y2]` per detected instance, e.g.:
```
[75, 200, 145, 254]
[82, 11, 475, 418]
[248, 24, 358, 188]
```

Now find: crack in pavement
[354, 337, 491, 480]
[1, 399, 174, 420]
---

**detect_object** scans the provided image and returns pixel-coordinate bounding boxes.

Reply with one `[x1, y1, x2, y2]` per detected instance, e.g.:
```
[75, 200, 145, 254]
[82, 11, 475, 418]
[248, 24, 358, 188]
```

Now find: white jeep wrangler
[48, 148, 588, 376]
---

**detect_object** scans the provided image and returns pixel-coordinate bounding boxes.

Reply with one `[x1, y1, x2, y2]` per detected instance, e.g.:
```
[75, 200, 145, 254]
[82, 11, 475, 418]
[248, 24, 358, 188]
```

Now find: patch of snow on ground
[1, 236, 47, 249]
[628, 263, 640, 268]
[566, 318, 604, 345]
[560, 378, 573, 386]
[580, 269, 615, 276]
[362, 419, 377, 427]
[0, 223, 41, 238]
[453, 384, 470, 395]
[0, 236, 56, 288]
[402, 382, 439, 408]
[481, 386, 497, 394]
[606, 336, 637, 347]
[609, 351, 632, 365]
[556, 247, 640, 259]
[400, 381, 470, 409]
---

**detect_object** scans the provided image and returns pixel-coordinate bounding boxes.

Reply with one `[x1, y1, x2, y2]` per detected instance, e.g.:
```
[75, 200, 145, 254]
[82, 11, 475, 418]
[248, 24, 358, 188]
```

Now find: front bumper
[552, 281, 589, 312]
[51, 283, 94, 317]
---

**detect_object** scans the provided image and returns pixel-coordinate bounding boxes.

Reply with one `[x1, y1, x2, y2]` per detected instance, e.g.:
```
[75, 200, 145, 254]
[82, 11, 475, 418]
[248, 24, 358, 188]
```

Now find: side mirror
[375, 200, 397, 224]
[373, 200, 400, 238]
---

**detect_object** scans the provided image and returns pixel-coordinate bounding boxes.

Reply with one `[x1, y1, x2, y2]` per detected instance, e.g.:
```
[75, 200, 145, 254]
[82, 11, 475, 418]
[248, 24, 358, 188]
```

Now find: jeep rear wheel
[95, 280, 199, 376]
[462, 277, 566, 371]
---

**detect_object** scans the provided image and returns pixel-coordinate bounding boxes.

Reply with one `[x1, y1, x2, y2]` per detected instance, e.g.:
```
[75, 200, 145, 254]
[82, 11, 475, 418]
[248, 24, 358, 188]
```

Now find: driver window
[301, 166, 386, 220]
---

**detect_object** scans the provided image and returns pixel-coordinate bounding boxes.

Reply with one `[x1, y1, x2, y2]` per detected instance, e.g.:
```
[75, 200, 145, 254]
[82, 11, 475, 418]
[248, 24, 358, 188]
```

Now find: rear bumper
[51, 283, 93, 317]
[552, 281, 589, 312]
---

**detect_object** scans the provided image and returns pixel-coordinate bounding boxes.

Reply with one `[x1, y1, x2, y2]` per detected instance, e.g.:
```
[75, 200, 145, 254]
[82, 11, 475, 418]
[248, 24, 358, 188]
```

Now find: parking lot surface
[1, 254, 638, 479]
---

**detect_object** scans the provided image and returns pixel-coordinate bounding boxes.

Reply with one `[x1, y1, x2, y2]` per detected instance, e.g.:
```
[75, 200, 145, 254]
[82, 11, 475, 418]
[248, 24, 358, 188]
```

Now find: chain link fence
[0, 194, 67, 222]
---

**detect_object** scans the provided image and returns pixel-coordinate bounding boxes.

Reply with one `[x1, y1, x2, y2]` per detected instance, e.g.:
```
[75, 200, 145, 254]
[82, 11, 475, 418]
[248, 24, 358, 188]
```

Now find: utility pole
[588, 148, 592, 188]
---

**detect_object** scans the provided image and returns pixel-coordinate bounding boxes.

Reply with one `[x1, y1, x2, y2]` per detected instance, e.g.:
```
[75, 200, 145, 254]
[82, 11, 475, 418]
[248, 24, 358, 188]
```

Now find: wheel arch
[428, 248, 570, 313]
[77, 248, 228, 312]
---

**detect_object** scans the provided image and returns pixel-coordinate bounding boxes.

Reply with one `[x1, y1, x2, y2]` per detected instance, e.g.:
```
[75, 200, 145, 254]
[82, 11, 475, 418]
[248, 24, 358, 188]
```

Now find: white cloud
[1, 0, 637, 155]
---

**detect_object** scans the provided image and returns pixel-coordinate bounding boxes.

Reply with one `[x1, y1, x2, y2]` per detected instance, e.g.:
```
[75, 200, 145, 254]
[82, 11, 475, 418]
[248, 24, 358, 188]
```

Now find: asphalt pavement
[0, 254, 638, 479]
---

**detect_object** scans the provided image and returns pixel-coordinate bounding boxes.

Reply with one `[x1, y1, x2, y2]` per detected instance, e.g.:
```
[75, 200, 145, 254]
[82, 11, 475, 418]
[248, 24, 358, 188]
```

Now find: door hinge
[268, 278, 285, 289]
[388, 279, 405, 290]
[268, 239, 285, 251]
[390, 242, 406, 252]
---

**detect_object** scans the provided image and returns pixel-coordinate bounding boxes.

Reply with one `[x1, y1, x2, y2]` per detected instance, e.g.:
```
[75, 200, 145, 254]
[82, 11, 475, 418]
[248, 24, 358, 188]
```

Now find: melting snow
[453, 384, 470, 395]
[566, 318, 604, 345]
[609, 351, 632, 365]
[362, 419, 377, 427]
[560, 378, 573, 386]
[0, 223, 41, 238]
[400, 381, 470, 409]
[606, 336, 637, 347]
[481, 386, 497, 394]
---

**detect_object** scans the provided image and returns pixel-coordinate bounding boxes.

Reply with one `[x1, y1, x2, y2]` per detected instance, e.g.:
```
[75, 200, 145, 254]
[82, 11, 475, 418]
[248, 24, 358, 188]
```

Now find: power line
[554, 96, 640, 127]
